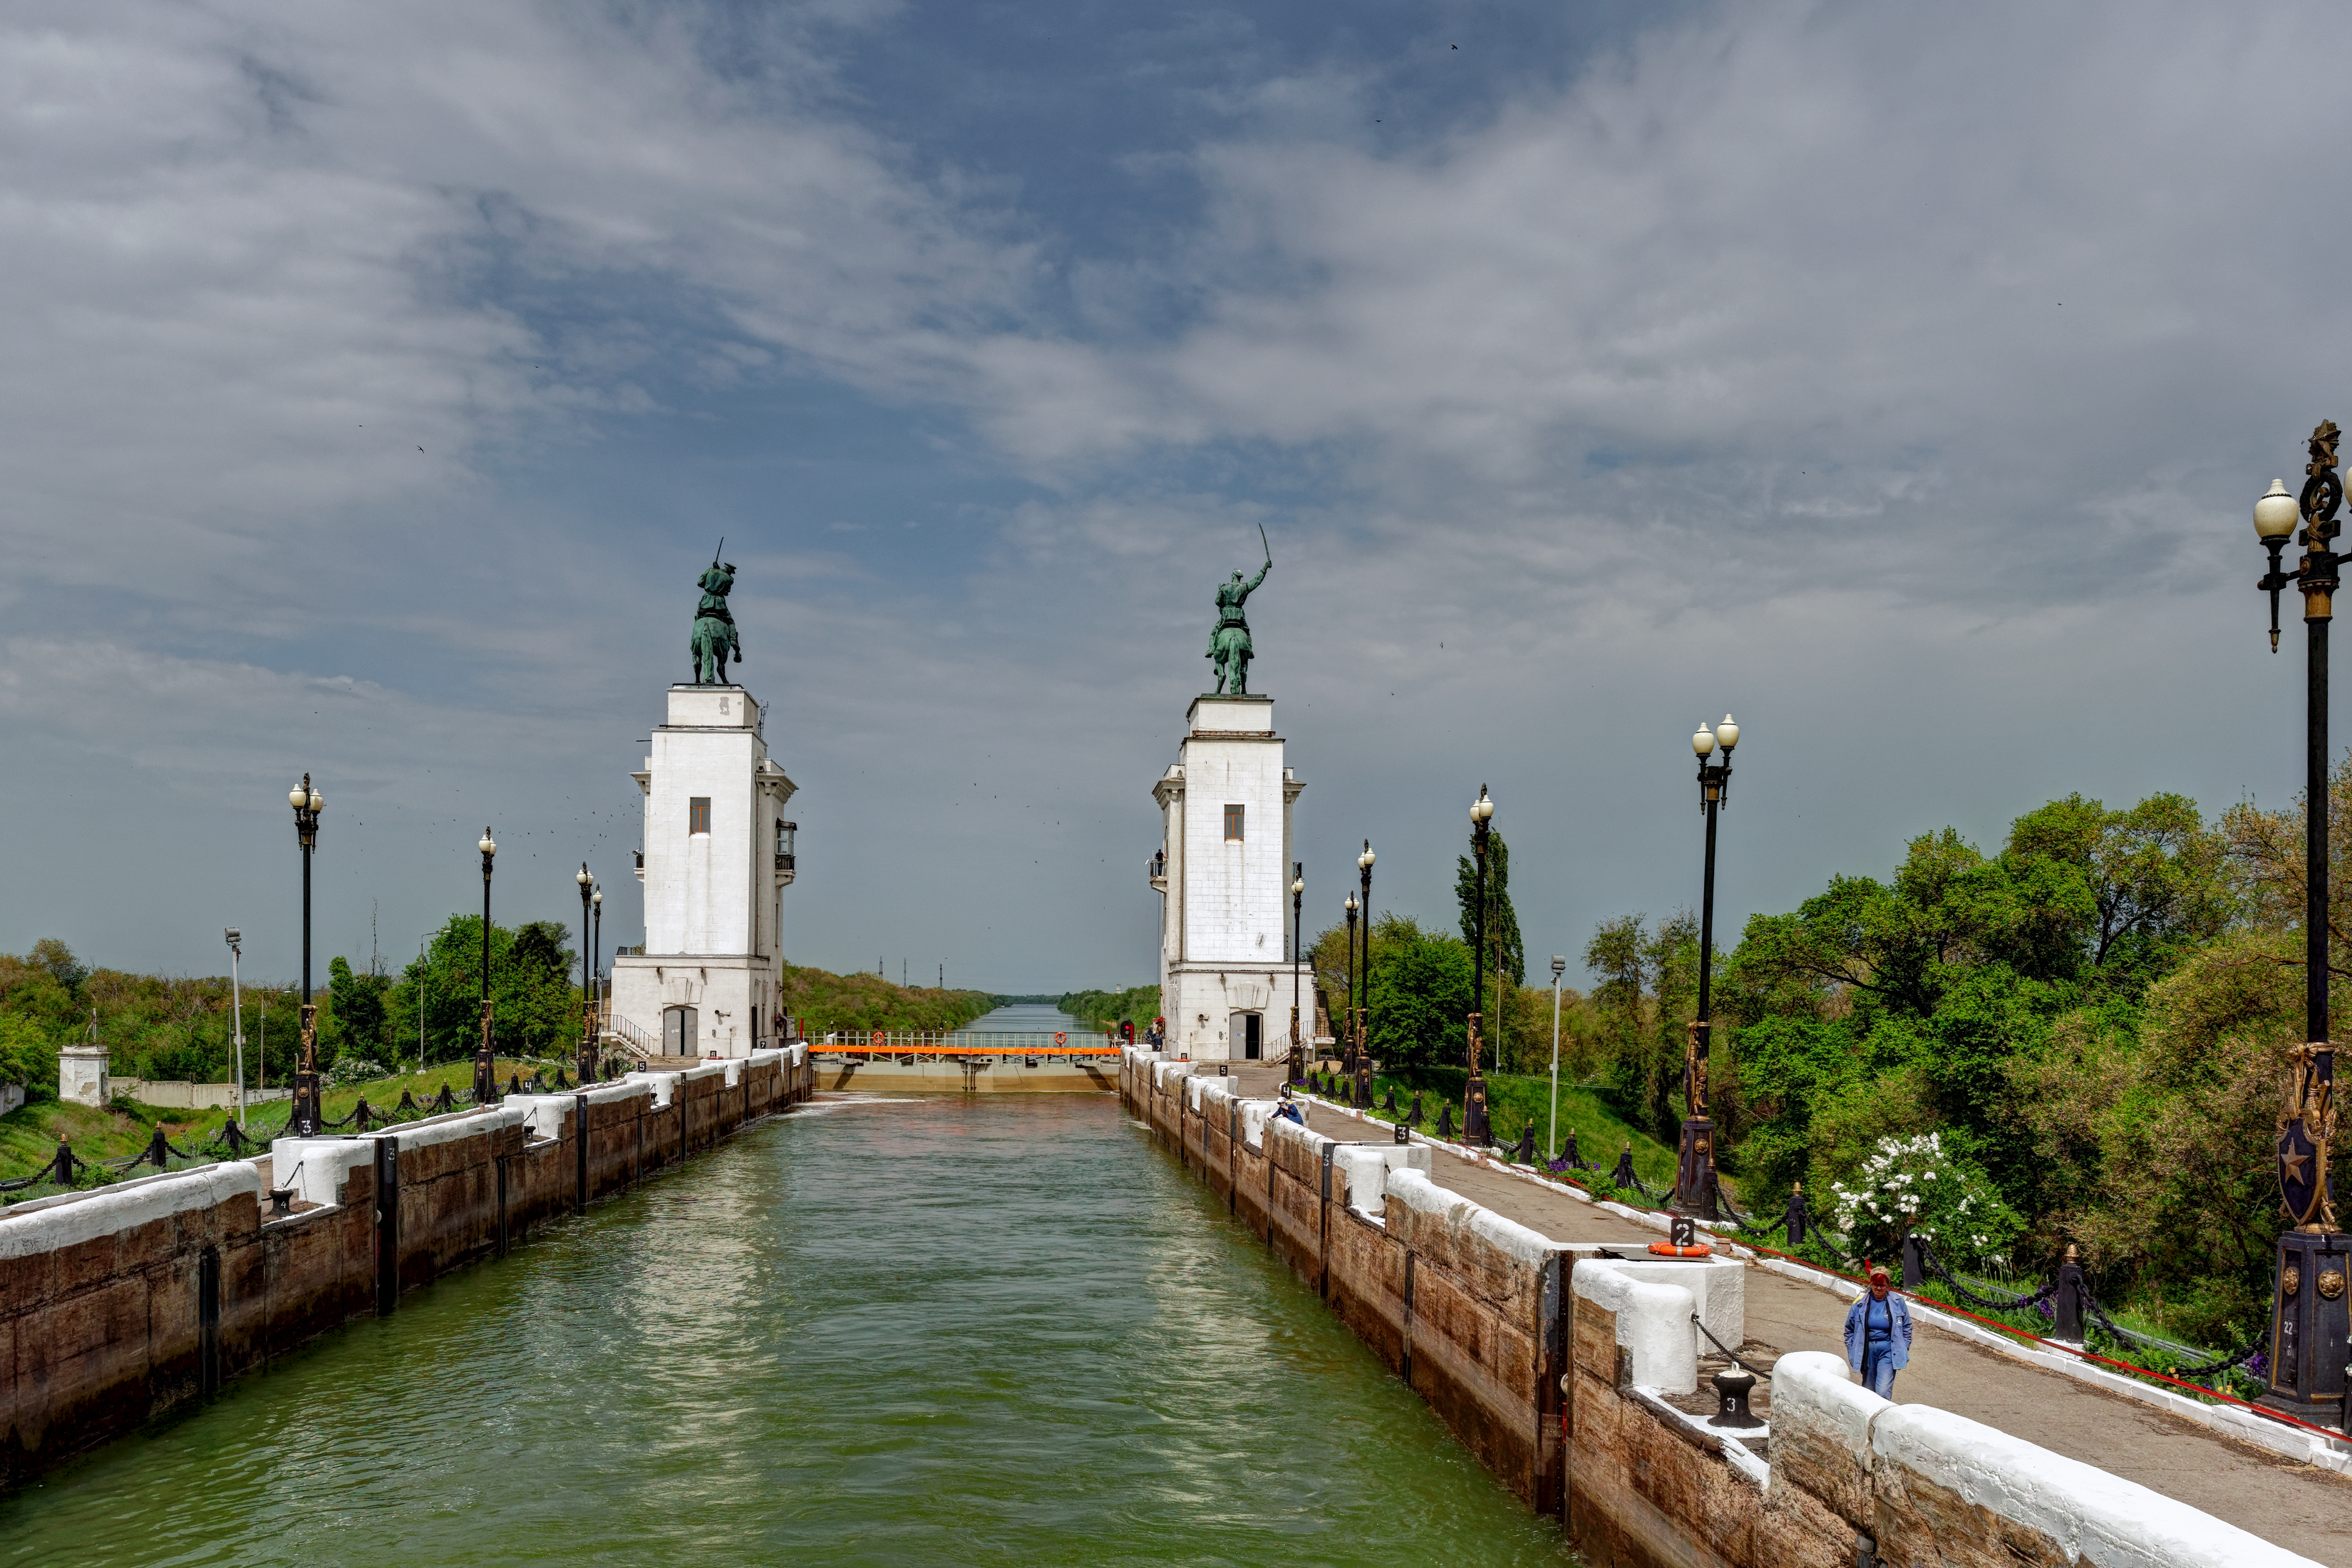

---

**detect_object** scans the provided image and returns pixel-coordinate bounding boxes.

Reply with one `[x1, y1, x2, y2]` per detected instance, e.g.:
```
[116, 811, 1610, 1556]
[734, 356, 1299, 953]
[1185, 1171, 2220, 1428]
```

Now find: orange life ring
[1053, 1031, 1067, 1046]
[1647, 1242, 1715, 1258]
[870, 1029, 884, 1048]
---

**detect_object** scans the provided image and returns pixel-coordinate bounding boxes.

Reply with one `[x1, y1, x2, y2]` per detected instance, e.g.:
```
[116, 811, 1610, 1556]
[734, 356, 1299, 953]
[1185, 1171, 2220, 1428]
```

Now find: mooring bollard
[1785, 1182, 1810, 1248]
[1708, 1366, 1761, 1429]
[1613, 1145, 1636, 1189]
[1437, 1103, 1454, 1141]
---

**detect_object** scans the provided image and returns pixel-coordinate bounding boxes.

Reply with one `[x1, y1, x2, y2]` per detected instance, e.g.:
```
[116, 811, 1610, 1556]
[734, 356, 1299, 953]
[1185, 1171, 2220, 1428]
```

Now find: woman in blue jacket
[1844, 1267, 1913, 1397]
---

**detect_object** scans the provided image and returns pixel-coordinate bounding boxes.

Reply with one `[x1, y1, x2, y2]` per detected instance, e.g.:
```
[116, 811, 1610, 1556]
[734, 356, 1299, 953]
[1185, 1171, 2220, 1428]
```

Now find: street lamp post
[1357, 842, 1376, 1068]
[1675, 716, 1740, 1221]
[2252, 425, 2351, 1420]
[225, 929, 244, 1129]
[591, 884, 604, 1080]
[1549, 954, 1567, 1160]
[1341, 893, 1359, 1080]
[577, 864, 595, 1085]
[475, 828, 497, 1104]
[1466, 787, 1495, 1145]
[1290, 865, 1305, 1077]
[287, 776, 324, 1138]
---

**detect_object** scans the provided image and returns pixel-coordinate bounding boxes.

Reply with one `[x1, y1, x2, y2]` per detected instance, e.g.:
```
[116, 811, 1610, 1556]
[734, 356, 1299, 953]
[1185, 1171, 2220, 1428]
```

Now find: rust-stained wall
[1, 1049, 814, 1488]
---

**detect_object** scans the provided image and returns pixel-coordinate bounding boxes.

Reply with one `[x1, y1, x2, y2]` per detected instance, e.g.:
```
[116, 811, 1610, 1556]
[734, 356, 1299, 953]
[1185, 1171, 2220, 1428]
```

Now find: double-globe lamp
[2249, 426, 2348, 1420]
[475, 827, 497, 1104]
[287, 777, 324, 1139]
[1674, 715, 1738, 1221]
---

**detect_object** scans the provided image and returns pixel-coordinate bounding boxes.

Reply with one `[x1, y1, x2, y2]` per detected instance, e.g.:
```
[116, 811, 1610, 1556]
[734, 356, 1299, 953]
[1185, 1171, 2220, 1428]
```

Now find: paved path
[1219, 1071, 2352, 1563]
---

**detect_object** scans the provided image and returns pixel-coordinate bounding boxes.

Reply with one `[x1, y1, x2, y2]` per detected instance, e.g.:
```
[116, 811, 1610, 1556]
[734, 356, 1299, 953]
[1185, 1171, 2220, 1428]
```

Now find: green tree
[326, 956, 390, 1061]
[1455, 829, 1526, 987]
[0, 1012, 57, 1096]
[1365, 915, 1472, 1070]
[386, 917, 581, 1065]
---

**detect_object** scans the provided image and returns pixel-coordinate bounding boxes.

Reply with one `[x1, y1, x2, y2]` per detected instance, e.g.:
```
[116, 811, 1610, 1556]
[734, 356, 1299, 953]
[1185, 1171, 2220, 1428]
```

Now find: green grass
[0, 1058, 571, 1204]
[1316, 1066, 1691, 1197]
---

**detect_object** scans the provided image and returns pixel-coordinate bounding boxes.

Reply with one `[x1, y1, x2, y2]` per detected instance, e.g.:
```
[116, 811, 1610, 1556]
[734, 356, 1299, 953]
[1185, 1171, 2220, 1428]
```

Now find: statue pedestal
[1151, 694, 1301, 1061]
[59, 1043, 109, 1107]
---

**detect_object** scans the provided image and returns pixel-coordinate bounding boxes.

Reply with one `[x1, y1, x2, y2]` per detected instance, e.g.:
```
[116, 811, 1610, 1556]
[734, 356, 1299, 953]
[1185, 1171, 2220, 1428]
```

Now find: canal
[0, 1093, 1569, 1565]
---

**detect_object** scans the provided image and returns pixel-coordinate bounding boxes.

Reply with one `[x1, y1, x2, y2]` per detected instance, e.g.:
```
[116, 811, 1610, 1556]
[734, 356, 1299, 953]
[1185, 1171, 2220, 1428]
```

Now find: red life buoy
[1053, 1031, 1066, 1045]
[870, 1029, 884, 1049]
[1647, 1242, 1715, 1258]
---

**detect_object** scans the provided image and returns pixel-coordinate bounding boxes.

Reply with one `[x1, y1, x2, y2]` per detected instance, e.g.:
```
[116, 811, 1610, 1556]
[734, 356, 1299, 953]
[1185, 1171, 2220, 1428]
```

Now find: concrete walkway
[1221, 1068, 2352, 1563]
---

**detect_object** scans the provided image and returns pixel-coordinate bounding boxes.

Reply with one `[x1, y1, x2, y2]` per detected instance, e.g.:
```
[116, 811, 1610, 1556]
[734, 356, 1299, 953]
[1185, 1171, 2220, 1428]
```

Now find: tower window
[689, 797, 711, 835]
[1224, 804, 1244, 841]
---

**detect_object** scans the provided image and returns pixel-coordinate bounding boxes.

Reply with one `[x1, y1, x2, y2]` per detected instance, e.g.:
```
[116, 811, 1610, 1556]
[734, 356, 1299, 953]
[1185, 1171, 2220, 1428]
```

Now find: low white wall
[0, 1161, 260, 1256]
[1769, 1351, 2323, 1568]
[117, 1079, 293, 1110]
[1598, 1256, 1744, 1360]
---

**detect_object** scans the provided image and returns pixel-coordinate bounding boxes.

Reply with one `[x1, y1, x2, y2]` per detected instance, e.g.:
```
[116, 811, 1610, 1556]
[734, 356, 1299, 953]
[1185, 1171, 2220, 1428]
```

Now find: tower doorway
[663, 1006, 698, 1056]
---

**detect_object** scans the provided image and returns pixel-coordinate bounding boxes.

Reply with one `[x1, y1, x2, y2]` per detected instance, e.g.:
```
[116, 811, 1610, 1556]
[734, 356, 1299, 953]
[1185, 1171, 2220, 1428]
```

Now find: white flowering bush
[1827, 1133, 2022, 1267]
[324, 1057, 392, 1088]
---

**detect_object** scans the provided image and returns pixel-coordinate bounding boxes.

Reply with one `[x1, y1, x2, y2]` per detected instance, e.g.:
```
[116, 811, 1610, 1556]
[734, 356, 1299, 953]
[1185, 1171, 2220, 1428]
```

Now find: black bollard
[1438, 1102, 1455, 1141]
[1613, 1145, 1636, 1190]
[1901, 1233, 1926, 1290]
[2053, 1244, 2086, 1343]
[1383, 1084, 1399, 1115]
[1785, 1182, 1810, 1248]
[1514, 1124, 1535, 1166]
[51, 1140, 74, 1186]
[1408, 1092, 1423, 1128]
[1563, 1129, 1580, 1170]
[1393, 1118, 1409, 1146]
[146, 1125, 172, 1170]
[1708, 1366, 1763, 1429]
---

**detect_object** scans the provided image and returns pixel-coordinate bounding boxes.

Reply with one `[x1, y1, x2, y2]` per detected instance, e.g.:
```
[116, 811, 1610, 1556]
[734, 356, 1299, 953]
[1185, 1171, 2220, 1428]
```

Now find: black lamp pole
[1357, 840, 1376, 1068]
[475, 828, 497, 1104]
[591, 885, 604, 1081]
[576, 863, 594, 1086]
[1675, 718, 1739, 1220]
[1340, 893, 1358, 1082]
[289, 774, 323, 1138]
[1465, 787, 1493, 1145]
[2252, 424, 2348, 1420]
[1290, 864, 1304, 1078]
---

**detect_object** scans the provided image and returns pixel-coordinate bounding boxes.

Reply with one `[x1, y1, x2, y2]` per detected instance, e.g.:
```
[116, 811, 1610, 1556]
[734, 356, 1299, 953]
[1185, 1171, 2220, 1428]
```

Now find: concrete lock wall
[0, 1046, 813, 1486]
[1118, 1047, 2325, 1568]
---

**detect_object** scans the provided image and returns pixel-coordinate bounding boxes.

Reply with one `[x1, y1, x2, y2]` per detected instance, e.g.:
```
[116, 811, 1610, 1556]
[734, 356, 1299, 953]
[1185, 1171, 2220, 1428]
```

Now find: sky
[5, 0, 2350, 994]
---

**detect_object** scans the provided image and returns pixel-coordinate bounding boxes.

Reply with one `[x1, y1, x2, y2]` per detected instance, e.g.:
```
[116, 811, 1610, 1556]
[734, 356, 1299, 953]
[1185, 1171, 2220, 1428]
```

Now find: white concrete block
[1573, 1257, 1700, 1395]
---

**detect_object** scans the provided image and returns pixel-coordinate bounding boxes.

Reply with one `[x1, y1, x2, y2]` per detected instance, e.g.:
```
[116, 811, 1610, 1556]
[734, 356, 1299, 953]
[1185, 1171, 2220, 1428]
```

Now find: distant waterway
[964, 1001, 1090, 1033]
[0, 1094, 1569, 1565]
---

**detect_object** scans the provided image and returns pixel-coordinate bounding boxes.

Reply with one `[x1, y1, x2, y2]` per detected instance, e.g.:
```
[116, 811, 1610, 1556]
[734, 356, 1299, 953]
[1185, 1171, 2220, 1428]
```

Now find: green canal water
[0, 1093, 1570, 1566]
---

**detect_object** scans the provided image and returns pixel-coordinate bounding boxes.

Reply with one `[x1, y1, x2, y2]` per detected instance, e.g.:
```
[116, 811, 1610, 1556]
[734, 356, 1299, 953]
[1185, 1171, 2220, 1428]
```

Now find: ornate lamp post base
[290, 1002, 322, 1138]
[1673, 1115, 1719, 1221]
[2260, 1230, 2352, 1421]
[473, 996, 497, 1104]
[1464, 1012, 1490, 1145]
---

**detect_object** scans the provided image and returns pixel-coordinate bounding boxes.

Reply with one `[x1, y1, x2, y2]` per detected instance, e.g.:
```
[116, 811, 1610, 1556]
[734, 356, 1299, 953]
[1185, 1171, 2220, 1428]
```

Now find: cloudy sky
[4, 0, 2346, 994]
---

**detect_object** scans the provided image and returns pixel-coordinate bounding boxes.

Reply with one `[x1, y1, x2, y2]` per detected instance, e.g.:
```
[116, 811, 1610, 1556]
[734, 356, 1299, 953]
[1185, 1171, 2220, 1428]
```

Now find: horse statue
[691, 551, 741, 686]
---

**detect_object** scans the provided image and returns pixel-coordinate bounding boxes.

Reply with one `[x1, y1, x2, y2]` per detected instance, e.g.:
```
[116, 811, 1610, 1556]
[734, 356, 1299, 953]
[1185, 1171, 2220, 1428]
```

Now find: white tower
[1152, 695, 1302, 1061]
[609, 684, 798, 1059]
